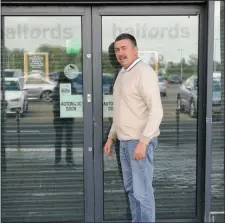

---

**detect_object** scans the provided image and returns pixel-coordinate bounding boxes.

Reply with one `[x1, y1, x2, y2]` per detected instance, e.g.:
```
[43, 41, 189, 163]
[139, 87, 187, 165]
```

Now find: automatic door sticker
[64, 64, 79, 80]
[60, 94, 83, 118]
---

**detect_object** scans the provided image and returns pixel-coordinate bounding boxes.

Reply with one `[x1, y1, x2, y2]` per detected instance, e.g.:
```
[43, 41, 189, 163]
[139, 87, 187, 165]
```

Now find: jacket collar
[121, 58, 141, 72]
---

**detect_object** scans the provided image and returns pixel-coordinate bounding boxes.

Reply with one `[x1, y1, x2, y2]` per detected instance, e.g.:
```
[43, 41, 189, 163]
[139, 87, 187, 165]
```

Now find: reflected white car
[2, 78, 28, 115]
[3, 68, 23, 78]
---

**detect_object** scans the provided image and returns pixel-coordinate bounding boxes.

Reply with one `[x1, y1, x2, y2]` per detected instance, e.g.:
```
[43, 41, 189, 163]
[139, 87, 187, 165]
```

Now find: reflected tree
[4, 45, 221, 78]
[158, 54, 167, 72]
[36, 44, 82, 72]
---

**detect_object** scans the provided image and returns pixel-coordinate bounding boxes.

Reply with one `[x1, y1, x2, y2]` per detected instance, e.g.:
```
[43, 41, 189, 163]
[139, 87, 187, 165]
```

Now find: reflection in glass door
[93, 7, 202, 222]
[102, 15, 199, 220]
[1, 7, 93, 223]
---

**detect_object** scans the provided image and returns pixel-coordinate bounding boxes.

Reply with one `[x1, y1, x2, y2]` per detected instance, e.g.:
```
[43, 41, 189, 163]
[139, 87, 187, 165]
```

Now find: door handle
[87, 94, 91, 102]
[88, 147, 92, 152]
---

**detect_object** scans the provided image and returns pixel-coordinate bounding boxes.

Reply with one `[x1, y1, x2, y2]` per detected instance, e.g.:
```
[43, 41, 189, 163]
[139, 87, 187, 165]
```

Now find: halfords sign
[112, 23, 190, 39]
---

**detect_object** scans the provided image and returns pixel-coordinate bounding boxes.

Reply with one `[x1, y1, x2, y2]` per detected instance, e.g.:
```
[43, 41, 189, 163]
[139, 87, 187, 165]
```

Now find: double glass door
[1, 5, 206, 223]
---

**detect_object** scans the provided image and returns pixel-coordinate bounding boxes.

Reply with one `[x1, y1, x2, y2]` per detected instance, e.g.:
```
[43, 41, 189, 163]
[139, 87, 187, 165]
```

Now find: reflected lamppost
[178, 48, 184, 80]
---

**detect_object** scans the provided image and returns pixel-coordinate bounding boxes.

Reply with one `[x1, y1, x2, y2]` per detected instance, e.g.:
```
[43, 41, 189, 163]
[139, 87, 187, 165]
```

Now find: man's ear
[135, 46, 138, 55]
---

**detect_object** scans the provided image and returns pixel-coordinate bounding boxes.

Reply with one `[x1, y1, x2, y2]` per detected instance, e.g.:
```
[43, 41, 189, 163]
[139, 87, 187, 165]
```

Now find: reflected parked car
[178, 74, 221, 119]
[213, 71, 221, 81]
[71, 72, 115, 94]
[158, 76, 167, 97]
[3, 69, 24, 78]
[49, 72, 60, 82]
[1, 78, 28, 115]
[29, 70, 44, 76]
[168, 75, 182, 84]
[211, 80, 221, 120]
[24, 76, 56, 102]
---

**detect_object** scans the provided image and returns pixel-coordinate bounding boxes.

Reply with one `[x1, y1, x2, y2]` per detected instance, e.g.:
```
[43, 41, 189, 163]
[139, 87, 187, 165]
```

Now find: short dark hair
[108, 42, 121, 70]
[115, 33, 137, 47]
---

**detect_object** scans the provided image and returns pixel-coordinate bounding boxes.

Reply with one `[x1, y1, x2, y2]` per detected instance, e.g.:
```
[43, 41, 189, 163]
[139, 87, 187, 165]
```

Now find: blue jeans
[120, 138, 158, 222]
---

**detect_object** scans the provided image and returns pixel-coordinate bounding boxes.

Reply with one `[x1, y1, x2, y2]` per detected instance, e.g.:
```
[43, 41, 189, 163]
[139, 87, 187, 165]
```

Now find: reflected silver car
[178, 75, 198, 117]
[178, 74, 221, 119]
[158, 76, 167, 97]
[24, 76, 56, 102]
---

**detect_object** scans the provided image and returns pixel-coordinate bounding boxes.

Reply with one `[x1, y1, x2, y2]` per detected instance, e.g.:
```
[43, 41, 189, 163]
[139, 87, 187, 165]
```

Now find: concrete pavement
[3, 119, 223, 148]
[1, 143, 224, 222]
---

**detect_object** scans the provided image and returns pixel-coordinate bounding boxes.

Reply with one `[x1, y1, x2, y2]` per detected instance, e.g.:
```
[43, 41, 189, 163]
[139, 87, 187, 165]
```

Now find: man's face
[114, 39, 138, 69]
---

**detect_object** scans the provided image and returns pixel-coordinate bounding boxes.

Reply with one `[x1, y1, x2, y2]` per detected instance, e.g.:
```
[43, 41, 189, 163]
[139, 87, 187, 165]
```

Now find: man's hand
[133, 141, 147, 160]
[104, 137, 113, 156]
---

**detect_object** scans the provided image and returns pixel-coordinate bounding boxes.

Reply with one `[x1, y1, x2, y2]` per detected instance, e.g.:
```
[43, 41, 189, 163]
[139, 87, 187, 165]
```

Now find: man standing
[104, 33, 163, 222]
[52, 72, 76, 166]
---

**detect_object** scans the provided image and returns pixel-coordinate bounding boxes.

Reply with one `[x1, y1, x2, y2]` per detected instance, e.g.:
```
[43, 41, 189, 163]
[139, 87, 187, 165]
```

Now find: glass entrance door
[1, 4, 210, 223]
[1, 6, 94, 223]
[92, 5, 206, 222]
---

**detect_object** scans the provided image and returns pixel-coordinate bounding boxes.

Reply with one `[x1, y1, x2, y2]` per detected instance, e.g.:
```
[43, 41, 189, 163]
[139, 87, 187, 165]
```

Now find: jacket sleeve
[108, 120, 117, 140]
[138, 67, 163, 145]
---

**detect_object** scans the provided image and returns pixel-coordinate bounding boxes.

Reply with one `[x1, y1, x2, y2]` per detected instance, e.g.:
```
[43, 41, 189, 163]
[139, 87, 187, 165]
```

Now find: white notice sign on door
[103, 95, 113, 118]
[60, 83, 83, 118]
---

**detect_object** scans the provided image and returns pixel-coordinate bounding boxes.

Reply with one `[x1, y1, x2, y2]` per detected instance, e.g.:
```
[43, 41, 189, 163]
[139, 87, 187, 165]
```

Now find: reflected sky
[102, 15, 198, 62]
[4, 1, 221, 62]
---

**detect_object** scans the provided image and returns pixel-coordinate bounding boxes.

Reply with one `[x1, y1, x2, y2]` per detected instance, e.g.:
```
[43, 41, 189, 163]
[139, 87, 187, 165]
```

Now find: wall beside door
[211, 1, 224, 222]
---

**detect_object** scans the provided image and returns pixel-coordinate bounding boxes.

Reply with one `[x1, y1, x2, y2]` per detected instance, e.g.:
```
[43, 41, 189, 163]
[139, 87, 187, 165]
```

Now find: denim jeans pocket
[146, 138, 158, 163]
[149, 138, 158, 153]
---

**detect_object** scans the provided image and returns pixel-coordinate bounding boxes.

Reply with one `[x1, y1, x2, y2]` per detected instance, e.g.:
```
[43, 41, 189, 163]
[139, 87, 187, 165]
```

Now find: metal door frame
[1, 6, 94, 222]
[1, 2, 215, 222]
[92, 3, 214, 222]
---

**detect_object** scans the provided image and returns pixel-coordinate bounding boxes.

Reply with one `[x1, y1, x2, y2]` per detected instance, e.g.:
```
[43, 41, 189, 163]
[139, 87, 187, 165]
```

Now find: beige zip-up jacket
[108, 58, 163, 145]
